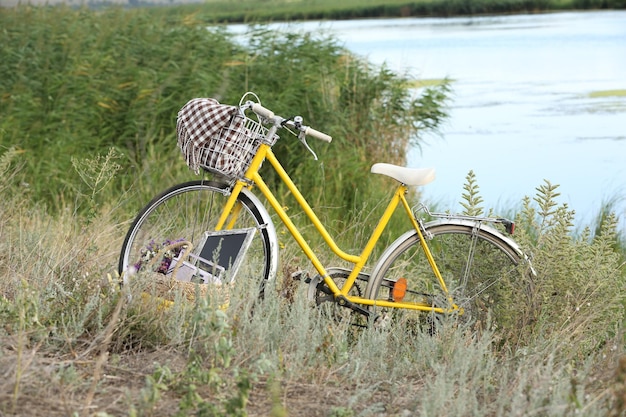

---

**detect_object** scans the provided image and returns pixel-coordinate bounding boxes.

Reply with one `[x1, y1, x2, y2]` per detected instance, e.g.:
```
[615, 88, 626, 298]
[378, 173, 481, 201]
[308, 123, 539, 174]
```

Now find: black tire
[118, 180, 277, 296]
[365, 221, 529, 332]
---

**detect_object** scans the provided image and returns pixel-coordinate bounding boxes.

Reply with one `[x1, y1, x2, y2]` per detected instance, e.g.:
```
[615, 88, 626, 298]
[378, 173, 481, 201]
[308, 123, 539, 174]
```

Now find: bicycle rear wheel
[365, 220, 530, 332]
[119, 180, 277, 297]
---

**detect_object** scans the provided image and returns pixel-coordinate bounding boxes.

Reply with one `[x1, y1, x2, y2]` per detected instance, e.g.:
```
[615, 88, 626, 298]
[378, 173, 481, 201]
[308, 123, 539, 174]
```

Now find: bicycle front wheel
[366, 220, 530, 331]
[119, 180, 277, 296]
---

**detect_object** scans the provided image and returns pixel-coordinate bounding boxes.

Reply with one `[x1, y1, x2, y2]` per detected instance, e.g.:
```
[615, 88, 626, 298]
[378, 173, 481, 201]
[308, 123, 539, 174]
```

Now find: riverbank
[202, 0, 626, 23]
[3, 0, 626, 22]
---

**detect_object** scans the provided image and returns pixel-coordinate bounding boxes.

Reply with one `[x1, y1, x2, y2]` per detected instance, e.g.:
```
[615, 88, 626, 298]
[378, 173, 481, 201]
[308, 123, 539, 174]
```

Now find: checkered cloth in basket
[176, 98, 244, 175]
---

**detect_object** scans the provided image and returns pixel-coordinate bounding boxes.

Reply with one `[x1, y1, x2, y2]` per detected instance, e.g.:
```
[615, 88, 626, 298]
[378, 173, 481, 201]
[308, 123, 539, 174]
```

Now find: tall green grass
[0, 6, 241, 210]
[0, 6, 449, 230]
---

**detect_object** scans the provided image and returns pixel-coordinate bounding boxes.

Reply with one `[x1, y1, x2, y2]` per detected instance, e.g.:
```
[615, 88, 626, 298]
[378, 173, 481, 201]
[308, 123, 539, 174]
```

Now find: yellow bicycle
[119, 93, 534, 326]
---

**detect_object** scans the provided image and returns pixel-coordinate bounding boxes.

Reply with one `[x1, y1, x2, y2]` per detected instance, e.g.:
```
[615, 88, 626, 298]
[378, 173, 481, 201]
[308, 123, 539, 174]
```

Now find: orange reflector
[392, 277, 408, 302]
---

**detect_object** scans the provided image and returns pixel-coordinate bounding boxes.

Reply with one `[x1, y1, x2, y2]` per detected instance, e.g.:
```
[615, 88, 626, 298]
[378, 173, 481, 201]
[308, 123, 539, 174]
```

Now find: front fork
[214, 180, 249, 231]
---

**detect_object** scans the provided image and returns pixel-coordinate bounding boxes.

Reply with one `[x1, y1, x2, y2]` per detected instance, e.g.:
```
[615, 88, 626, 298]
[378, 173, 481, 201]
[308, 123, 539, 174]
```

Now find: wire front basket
[177, 97, 278, 180]
[195, 112, 276, 179]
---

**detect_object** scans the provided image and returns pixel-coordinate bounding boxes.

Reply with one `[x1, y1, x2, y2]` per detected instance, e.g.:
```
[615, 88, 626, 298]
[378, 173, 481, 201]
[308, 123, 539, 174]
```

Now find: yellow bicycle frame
[215, 142, 457, 314]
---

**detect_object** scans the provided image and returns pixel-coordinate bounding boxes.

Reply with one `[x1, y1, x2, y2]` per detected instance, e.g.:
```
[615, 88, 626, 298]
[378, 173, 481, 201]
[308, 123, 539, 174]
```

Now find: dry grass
[1, 150, 625, 415]
[1, 191, 625, 416]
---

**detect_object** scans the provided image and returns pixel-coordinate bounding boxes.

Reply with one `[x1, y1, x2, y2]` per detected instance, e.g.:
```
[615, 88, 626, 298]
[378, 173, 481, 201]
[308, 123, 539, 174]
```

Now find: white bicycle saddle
[370, 163, 435, 186]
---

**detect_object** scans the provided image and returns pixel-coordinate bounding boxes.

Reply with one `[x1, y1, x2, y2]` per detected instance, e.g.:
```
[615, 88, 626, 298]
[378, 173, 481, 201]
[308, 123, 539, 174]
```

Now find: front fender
[368, 218, 533, 294]
[239, 186, 279, 281]
[423, 218, 525, 258]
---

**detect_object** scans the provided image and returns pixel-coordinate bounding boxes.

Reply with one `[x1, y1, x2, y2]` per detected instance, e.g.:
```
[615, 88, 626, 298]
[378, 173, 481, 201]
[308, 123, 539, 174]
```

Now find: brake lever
[298, 131, 318, 161]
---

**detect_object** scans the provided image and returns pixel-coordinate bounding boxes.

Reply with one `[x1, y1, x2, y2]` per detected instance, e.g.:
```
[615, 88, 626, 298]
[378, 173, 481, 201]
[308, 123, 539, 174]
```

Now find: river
[230, 11, 626, 230]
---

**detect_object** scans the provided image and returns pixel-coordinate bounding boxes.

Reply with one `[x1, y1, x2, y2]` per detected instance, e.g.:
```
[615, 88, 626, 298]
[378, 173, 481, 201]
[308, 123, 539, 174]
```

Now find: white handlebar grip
[305, 127, 332, 143]
[251, 102, 275, 119]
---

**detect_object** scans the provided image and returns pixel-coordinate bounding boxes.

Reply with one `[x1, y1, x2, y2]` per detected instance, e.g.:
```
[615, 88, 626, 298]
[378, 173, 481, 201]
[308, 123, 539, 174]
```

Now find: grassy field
[1, 3, 625, 416]
[1, 159, 624, 415]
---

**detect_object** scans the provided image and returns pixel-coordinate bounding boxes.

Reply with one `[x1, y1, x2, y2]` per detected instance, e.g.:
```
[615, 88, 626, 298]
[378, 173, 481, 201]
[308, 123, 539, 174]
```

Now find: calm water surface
[231, 11, 626, 228]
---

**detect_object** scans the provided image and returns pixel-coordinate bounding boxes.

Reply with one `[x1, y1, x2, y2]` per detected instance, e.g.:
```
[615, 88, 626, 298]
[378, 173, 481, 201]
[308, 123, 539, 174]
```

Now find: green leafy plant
[460, 170, 484, 216]
[513, 180, 625, 353]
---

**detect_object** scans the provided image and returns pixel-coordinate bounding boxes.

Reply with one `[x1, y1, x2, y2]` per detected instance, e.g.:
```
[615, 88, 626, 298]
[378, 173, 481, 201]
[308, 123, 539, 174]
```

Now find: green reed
[0, 6, 449, 230]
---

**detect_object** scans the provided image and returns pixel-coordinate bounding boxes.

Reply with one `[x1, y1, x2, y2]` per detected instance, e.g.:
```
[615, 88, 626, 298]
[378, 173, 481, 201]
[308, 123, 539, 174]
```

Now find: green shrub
[513, 180, 625, 355]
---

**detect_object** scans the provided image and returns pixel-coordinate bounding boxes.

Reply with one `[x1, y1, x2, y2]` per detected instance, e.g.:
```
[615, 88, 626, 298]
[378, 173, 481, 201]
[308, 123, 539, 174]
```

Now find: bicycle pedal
[291, 270, 311, 283]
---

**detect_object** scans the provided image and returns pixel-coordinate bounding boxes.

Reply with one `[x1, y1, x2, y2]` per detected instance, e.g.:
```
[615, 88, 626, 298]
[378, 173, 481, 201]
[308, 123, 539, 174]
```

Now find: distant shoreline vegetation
[2, 0, 626, 21]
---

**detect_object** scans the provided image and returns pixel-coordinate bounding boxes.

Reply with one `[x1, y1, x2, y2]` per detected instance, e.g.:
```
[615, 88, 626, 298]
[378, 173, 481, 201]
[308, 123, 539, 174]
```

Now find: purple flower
[134, 238, 186, 274]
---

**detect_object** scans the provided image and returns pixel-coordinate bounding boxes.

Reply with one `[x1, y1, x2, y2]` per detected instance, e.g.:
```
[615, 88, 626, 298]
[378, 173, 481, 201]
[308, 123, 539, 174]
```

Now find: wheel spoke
[119, 180, 276, 298]
[366, 222, 529, 333]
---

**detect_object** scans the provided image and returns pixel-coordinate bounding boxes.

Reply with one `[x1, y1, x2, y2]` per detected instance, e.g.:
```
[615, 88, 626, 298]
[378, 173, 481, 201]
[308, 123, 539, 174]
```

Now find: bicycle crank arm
[304, 276, 372, 318]
[335, 295, 372, 318]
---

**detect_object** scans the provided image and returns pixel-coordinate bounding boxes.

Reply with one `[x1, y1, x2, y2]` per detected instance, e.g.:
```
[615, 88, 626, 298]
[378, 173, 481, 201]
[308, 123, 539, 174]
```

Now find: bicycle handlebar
[303, 126, 332, 143]
[250, 102, 275, 120]
[249, 101, 332, 143]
